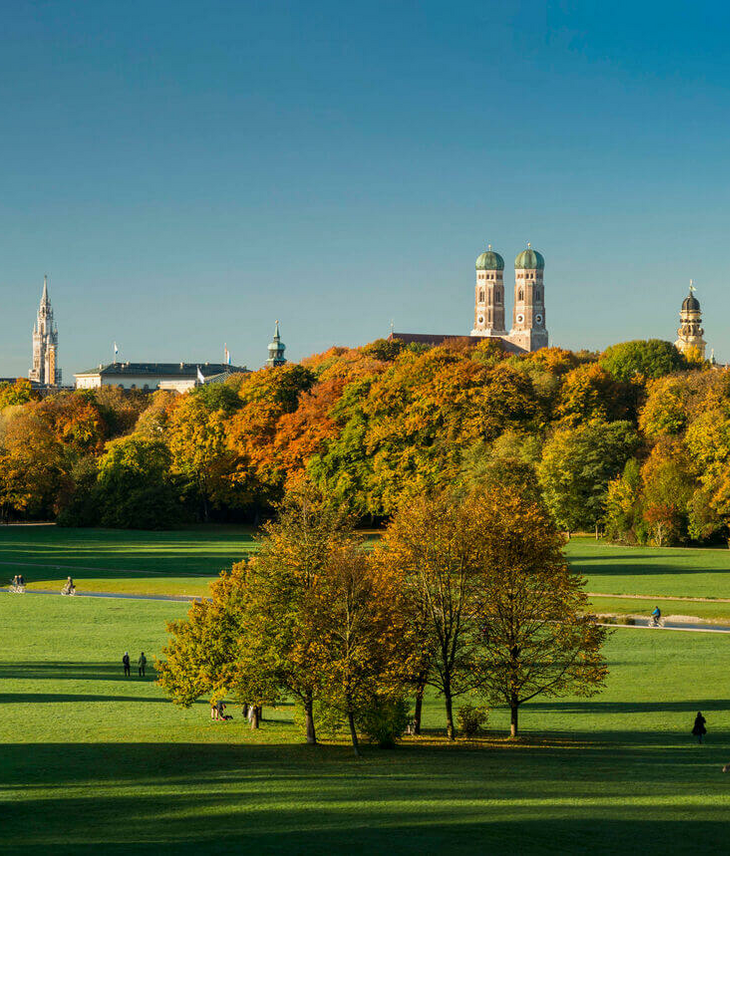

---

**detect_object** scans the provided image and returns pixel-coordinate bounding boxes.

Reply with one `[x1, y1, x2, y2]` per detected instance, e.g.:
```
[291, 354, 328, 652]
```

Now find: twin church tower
[472, 244, 548, 352]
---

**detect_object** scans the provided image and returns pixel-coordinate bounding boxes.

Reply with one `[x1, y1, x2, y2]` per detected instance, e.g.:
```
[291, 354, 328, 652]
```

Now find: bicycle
[649, 615, 664, 628]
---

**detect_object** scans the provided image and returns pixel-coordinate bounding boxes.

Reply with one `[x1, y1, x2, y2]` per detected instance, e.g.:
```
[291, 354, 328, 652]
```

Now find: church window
[496, 290, 501, 302]
[518, 289, 524, 301]
[479, 290, 484, 302]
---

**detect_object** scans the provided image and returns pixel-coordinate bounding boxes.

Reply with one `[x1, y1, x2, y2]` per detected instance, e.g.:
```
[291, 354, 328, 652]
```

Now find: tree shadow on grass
[0, 663, 159, 683]
[1, 741, 729, 854]
[0, 692, 169, 704]
[530, 699, 730, 715]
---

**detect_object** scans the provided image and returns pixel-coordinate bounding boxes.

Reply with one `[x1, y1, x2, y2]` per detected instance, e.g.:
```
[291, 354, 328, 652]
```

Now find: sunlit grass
[3, 589, 730, 854]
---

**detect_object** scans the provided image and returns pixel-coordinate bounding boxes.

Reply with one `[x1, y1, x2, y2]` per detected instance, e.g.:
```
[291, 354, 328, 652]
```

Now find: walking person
[138, 652, 147, 678]
[122, 651, 131, 678]
[692, 711, 707, 744]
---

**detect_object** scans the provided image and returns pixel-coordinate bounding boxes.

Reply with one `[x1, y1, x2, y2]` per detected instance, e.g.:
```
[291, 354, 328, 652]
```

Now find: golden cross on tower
[689, 279, 695, 294]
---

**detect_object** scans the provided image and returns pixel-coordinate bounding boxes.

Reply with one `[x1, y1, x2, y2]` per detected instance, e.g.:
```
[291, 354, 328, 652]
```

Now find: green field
[3, 527, 730, 854]
[0, 524, 259, 596]
[566, 537, 730, 600]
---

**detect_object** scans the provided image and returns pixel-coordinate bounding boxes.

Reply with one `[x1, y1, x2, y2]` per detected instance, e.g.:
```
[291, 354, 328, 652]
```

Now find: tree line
[1, 335, 728, 545]
[157, 484, 608, 745]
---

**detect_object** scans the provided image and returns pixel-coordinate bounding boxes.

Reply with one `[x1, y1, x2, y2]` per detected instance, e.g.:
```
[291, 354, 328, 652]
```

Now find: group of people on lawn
[122, 651, 147, 678]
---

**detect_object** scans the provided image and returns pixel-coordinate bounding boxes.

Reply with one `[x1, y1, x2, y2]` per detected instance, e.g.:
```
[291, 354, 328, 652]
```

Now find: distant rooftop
[75, 361, 248, 377]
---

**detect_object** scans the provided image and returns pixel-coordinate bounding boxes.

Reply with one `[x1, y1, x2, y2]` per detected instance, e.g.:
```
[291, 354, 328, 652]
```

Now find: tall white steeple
[29, 276, 61, 386]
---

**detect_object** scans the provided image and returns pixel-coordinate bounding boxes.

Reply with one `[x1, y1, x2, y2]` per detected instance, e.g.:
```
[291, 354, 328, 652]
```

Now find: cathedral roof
[475, 247, 504, 271]
[515, 245, 545, 270]
[681, 289, 701, 312]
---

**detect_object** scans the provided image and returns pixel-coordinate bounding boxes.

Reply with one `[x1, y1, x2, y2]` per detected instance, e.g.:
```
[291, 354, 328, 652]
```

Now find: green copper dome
[515, 245, 545, 270]
[475, 247, 504, 271]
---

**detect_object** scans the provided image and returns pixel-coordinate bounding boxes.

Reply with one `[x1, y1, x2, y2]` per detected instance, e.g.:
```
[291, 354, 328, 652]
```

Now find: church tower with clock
[472, 246, 506, 336]
[470, 243, 548, 352]
[510, 245, 548, 352]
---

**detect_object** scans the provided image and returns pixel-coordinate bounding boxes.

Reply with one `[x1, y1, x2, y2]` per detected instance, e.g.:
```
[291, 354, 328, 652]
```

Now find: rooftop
[75, 362, 249, 378]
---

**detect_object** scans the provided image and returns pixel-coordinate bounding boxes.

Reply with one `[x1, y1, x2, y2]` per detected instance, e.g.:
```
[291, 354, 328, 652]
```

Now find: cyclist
[62, 576, 76, 595]
[650, 605, 662, 627]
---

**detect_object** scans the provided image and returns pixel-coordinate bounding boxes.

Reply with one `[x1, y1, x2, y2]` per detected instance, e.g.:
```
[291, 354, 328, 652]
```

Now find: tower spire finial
[689, 279, 695, 295]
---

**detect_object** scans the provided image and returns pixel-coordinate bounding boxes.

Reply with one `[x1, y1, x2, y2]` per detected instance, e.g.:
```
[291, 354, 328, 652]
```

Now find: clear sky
[0, 0, 728, 376]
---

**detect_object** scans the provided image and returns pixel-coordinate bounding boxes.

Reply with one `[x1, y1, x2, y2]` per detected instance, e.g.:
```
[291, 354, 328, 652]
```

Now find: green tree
[95, 435, 183, 528]
[539, 420, 639, 533]
[599, 339, 685, 383]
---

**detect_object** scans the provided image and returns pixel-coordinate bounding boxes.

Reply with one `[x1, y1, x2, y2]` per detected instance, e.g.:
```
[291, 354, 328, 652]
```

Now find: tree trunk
[304, 698, 317, 745]
[250, 706, 260, 729]
[510, 703, 519, 738]
[413, 677, 426, 734]
[445, 690, 456, 741]
[242, 703, 249, 718]
[347, 710, 361, 755]
[256, 704, 263, 723]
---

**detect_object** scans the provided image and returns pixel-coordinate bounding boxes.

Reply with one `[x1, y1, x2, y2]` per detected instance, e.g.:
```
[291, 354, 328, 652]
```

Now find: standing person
[692, 711, 707, 744]
[122, 651, 131, 678]
[138, 652, 147, 678]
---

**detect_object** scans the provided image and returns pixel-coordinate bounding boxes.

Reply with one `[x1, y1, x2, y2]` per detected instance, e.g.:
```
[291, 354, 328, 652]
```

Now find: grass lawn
[0, 524, 259, 596]
[566, 536, 730, 600]
[3, 590, 730, 855]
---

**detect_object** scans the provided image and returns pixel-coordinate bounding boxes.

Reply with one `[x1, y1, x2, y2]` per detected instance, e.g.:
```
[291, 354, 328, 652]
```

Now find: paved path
[7, 588, 730, 634]
[598, 618, 730, 634]
[5, 588, 201, 603]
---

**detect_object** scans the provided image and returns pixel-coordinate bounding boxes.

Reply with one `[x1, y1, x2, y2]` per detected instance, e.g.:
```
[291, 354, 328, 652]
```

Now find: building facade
[29, 276, 61, 386]
[675, 282, 706, 360]
[74, 361, 249, 391]
[471, 244, 548, 352]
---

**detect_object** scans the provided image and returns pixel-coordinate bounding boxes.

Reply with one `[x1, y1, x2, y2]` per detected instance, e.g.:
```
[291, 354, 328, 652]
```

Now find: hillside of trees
[1, 336, 728, 545]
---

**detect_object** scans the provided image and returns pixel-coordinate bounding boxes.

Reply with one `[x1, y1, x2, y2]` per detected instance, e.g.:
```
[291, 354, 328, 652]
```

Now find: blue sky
[0, 0, 728, 376]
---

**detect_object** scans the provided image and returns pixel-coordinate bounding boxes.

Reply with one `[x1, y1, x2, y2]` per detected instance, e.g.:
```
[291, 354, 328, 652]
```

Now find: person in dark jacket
[138, 652, 147, 678]
[692, 711, 707, 744]
[122, 651, 131, 678]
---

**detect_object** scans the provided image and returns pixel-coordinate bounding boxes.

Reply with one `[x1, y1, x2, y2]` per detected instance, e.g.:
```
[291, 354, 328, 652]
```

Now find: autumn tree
[167, 383, 245, 519]
[639, 441, 696, 545]
[237, 483, 354, 744]
[555, 363, 633, 426]
[603, 458, 643, 543]
[158, 561, 252, 706]
[0, 379, 35, 409]
[306, 542, 418, 752]
[470, 486, 609, 737]
[382, 488, 482, 739]
[0, 405, 63, 519]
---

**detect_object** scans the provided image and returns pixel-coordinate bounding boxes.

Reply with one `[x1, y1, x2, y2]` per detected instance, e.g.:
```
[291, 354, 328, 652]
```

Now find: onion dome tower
[510, 244, 548, 352]
[675, 282, 706, 360]
[472, 246, 506, 336]
[266, 320, 286, 368]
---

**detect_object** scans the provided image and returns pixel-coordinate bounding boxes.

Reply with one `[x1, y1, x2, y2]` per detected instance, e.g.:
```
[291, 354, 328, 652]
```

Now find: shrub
[358, 697, 410, 748]
[457, 703, 489, 738]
